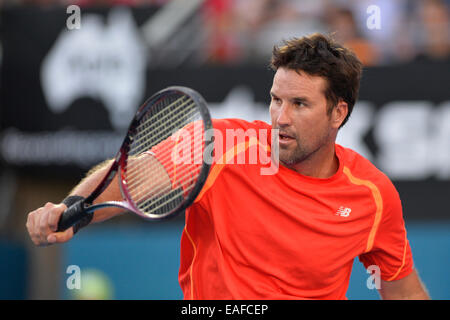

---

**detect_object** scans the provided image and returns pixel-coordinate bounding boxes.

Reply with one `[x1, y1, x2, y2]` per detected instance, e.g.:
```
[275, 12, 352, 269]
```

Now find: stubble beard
[279, 139, 311, 166]
[279, 131, 332, 168]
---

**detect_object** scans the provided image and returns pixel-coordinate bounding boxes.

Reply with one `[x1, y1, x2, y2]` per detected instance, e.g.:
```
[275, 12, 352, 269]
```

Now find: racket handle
[57, 199, 87, 232]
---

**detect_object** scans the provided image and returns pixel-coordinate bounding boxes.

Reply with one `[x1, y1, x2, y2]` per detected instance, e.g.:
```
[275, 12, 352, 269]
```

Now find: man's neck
[287, 142, 339, 179]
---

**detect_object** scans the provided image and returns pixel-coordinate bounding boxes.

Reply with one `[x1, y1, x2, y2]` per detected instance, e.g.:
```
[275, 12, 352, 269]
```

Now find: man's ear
[332, 100, 348, 129]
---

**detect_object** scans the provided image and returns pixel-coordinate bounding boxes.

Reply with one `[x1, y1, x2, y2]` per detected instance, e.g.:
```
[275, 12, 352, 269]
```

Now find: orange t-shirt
[157, 118, 414, 299]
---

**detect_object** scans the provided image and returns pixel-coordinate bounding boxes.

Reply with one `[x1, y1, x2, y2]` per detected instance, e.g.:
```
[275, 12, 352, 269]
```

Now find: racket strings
[124, 92, 205, 217]
[134, 95, 189, 132]
[137, 181, 196, 214]
[130, 96, 187, 150]
[127, 149, 203, 207]
[125, 139, 204, 208]
[126, 141, 204, 193]
[128, 105, 197, 159]
[125, 111, 203, 182]
[130, 97, 195, 151]
[131, 164, 197, 215]
[127, 133, 203, 209]
[128, 106, 199, 158]
[126, 101, 198, 185]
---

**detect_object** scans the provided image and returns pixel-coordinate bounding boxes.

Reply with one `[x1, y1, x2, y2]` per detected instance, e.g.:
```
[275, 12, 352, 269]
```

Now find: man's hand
[26, 202, 74, 246]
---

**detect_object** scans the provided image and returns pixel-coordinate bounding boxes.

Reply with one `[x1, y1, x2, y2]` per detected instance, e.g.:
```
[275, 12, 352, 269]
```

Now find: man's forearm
[66, 154, 172, 224]
[381, 289, 430, 300]
[67, 159, 124, 223]
[380, 269, 430, 300]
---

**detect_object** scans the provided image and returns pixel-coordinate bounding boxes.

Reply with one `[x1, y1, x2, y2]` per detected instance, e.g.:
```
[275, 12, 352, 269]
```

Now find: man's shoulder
[337, 144, 396, 193]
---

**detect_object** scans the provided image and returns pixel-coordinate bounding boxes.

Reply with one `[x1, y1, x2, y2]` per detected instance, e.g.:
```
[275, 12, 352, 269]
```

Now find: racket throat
[85, 200, 132, 214]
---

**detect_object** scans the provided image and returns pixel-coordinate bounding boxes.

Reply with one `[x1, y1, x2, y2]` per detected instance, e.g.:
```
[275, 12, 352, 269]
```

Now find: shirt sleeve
[358, 179, 414, 281]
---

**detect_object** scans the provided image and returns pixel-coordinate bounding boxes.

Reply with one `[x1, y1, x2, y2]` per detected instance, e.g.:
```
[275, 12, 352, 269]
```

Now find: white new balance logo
[336, 206, 352, 217]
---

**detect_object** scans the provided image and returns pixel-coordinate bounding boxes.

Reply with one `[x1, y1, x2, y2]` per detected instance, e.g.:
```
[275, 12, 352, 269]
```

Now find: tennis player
[26, 33, 429, 300]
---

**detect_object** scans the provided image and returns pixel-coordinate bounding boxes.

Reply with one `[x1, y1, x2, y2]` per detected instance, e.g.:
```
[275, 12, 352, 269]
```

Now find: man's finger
[38, 208, 52, 244]
[48, 204, 66, 232]
[47, 228, 74, 244]
[26, 210, 40, 245]
[26, 210, 35, 235]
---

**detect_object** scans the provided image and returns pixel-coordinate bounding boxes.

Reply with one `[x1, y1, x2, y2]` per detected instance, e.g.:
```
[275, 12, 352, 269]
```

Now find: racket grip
[57, 199, 87, 232]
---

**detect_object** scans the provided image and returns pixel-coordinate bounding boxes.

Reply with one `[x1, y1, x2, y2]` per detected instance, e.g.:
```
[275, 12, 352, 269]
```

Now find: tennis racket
[57, 86, 213, 231]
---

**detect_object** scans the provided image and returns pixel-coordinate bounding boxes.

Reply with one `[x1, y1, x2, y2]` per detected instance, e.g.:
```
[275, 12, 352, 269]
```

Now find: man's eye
[272, 97, 281, 104]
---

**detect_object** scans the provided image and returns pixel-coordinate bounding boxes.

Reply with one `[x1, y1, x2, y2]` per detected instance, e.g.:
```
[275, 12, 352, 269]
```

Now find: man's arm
[379, 269, 430, 300]
[26, 154, 173, 246]
[26, 159, 122, 246]
[69, 159, 123, 223]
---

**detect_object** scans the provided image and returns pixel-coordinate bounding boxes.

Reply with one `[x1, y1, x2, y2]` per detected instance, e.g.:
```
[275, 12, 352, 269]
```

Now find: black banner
[0, 7, 449, 220]
[0, 300, 445, 317]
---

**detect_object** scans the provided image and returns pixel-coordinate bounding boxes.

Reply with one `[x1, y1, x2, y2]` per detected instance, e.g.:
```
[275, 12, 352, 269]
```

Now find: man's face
[269, 67, 336, 167]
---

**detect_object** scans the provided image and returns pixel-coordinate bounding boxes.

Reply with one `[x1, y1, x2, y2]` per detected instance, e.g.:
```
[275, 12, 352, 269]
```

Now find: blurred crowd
[1, 0, 450, 66]
[201, 0, 450, 65]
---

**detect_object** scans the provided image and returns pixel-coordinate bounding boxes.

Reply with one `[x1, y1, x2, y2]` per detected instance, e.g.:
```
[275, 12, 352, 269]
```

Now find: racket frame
[119, 86, 213, 220]
[75, 86, 213, 220]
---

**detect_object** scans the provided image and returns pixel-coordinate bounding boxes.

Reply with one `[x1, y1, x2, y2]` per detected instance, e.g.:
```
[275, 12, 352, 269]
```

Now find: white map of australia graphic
[41, 8, 147, 130]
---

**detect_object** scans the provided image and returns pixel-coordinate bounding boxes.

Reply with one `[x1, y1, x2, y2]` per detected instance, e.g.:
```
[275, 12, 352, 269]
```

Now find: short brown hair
[270, 33, 363, 128]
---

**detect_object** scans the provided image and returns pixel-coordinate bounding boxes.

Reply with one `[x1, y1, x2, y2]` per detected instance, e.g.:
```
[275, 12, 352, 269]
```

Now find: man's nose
[277, 105, 292, 126]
